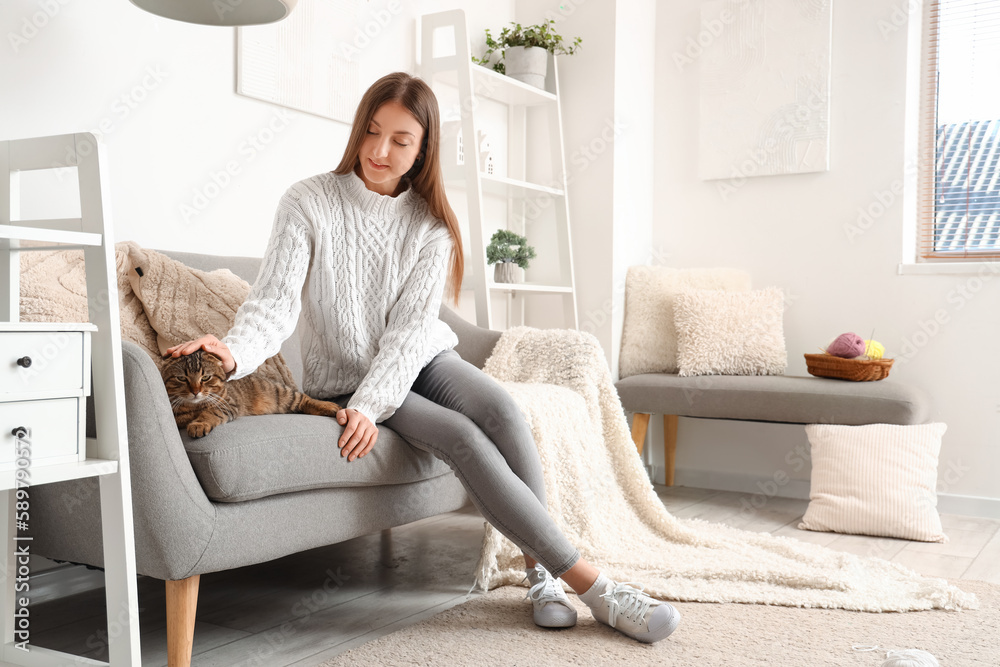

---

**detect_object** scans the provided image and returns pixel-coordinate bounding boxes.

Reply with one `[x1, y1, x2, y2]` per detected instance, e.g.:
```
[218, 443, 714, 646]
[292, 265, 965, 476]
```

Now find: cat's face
[162, 350, 228, 404]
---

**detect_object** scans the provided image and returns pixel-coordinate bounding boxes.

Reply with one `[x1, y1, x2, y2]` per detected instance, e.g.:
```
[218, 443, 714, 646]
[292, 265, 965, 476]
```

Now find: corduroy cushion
[674, 287, 787, 377]
[183, 411, 454, 502]
[799, 423, 948, 543]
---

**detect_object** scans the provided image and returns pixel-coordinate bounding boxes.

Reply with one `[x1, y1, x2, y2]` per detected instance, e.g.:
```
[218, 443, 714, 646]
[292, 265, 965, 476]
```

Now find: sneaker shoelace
[601, 582, 652, 628]
[525, 566, 565, 604]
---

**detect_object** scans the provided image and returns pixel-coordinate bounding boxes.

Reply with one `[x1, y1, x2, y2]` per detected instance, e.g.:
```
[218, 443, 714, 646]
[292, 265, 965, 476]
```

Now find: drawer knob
[11, 427, 27, 439]
[16, 356, 31, 368]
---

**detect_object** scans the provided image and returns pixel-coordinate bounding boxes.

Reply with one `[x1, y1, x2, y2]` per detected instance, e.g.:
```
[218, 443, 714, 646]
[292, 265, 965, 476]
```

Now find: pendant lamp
[129, 0, 297, 26]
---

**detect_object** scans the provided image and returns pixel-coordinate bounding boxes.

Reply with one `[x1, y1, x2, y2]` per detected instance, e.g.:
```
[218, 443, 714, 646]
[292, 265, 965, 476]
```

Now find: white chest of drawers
[0, 322, 95, 470]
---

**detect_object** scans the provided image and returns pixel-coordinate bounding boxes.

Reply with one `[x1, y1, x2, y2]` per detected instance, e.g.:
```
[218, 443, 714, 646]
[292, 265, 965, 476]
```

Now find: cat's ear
[202, 350, 223, 362]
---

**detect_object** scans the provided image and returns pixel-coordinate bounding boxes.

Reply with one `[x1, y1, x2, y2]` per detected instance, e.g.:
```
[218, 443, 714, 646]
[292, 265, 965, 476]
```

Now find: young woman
[165, 72, 680, 644]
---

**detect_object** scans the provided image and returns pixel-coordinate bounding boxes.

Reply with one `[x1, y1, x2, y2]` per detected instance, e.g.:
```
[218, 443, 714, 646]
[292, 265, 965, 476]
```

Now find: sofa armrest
[118, 340, 218, 579]
[439, 305, 502, 370]
[28, 342, 219, 580]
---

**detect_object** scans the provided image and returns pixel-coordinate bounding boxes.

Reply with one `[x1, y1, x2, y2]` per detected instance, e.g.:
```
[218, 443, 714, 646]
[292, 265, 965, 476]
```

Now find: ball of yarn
[865, 339, 886, 359]
[882, 649, 940, 667]
[826, 332, 865, 358]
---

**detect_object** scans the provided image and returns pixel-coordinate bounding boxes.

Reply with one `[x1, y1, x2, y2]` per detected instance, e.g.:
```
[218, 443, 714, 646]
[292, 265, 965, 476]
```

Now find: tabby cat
[162, 350, 342, 438]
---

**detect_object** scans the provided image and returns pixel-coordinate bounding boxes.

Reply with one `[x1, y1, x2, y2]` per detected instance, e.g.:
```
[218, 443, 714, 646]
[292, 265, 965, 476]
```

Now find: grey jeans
[382, 348, 581, 578]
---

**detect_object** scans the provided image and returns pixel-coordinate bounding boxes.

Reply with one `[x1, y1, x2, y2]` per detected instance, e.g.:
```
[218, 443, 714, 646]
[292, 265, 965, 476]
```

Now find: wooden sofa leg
[630, 413, 651, 455]
[663, 415, 678, 487]
[166, 575, 200, 667]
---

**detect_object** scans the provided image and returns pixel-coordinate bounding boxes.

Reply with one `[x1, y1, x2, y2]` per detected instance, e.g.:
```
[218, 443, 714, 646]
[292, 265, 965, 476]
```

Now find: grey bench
[614, 374, 931, 486]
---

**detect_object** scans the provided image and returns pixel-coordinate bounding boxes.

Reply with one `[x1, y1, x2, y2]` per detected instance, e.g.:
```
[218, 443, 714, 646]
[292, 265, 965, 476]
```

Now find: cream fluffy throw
[475, 326, 978, 613]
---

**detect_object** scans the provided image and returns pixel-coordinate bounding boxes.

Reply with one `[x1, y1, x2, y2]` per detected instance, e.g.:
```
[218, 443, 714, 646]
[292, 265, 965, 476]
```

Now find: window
[917, 0, 1000, 260]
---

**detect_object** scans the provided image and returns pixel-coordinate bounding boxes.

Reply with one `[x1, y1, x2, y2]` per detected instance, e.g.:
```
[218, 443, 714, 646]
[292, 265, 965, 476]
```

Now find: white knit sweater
[222, 170, 459, 423]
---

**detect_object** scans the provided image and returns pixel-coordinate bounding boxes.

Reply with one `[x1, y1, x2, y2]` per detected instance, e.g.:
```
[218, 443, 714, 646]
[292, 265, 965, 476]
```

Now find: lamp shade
[129, 0, 297, 26]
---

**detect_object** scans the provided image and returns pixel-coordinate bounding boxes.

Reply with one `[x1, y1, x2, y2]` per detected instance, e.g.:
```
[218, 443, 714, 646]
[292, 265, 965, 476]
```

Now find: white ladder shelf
[0, 133, 141, 665]
[420, 9, 579, 330]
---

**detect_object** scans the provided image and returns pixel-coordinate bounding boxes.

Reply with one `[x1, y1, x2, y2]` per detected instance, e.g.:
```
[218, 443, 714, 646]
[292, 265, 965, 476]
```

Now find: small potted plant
[486, 229, 536, 284]
[471, 19, 582, 90]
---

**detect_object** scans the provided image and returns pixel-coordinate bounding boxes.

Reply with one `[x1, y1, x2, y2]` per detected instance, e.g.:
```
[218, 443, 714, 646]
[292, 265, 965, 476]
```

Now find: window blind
[918, 0, 1000, 260]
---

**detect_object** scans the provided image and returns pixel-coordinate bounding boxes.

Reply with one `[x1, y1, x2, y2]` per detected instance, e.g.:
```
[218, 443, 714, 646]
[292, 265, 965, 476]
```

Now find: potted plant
[471, 19, 582, 89]
[486, 229, 536, 283]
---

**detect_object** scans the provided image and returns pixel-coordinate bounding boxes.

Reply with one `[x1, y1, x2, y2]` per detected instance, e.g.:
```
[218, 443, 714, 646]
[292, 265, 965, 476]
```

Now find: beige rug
[320, 578, 998, 666]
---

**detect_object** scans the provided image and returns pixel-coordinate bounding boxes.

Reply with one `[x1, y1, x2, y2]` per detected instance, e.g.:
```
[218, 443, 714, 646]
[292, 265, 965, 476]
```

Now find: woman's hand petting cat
[337, 408, 378, 461]
[164, 335, 236, 376]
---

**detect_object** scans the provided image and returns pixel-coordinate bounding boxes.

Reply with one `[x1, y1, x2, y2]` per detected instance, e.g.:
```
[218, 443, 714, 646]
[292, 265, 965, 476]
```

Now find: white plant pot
[504, 46, 548, 89]
[494, 261, 521, 284]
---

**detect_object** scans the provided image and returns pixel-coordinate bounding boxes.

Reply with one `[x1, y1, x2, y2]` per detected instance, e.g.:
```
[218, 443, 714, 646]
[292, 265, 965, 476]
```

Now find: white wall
[1, 0, 513, 256]
[653, 1, 1000, 509]
[514, 0, 655, 368]
[611, 0, 656, 377]
[515, 0, 615, 346]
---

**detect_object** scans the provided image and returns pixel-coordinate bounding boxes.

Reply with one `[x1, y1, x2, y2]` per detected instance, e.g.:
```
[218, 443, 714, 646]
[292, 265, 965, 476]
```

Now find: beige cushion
[799, 423, 948, 543]
[673, 287, 787, 377]
[619, 266, 752, 378]
[123, 243, 297, 387]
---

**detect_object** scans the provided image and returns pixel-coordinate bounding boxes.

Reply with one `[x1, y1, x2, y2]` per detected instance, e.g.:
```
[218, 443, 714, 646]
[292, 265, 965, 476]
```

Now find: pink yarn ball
[826, 332, 865, 358]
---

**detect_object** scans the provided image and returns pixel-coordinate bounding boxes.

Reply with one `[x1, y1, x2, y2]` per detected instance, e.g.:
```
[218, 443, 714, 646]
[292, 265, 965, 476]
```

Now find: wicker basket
[804, 353, 894, 382]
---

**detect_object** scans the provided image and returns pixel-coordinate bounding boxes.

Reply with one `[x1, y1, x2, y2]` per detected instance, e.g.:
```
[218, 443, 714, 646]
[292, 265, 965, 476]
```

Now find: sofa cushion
[126, 244, 297, 388]
[183, 413, 454, 502]
[614, 374, 930, 425]
[673, 286, 787, 377]
[799, 423, 948, 542]
[619, 266, 752, 378]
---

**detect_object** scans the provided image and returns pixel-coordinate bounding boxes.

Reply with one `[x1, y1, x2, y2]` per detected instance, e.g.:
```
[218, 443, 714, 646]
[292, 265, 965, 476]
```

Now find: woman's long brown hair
[333, 72, 464, 305]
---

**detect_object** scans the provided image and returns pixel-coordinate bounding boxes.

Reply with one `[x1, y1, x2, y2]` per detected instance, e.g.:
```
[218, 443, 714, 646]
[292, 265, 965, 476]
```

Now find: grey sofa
[28, 249, 502, 667]
[616, 371, 930, 486]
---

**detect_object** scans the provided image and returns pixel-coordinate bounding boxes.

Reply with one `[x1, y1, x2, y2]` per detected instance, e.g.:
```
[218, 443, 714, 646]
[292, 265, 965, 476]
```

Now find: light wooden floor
[28, 486, 1000, 665]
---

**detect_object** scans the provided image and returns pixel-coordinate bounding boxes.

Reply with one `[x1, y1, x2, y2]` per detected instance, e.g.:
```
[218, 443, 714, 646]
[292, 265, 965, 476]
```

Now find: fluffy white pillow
[619, 266, 752, 378]
[799, 423, 948, 543]
[673, 287, 787, 377]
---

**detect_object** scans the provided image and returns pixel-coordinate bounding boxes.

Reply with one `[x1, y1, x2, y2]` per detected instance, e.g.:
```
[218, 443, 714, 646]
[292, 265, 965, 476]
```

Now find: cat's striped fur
[162, 350, 342, 438]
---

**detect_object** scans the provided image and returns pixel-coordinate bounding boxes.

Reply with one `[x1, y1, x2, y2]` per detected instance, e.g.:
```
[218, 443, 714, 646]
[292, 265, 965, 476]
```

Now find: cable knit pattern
[222, 170, 458, 423]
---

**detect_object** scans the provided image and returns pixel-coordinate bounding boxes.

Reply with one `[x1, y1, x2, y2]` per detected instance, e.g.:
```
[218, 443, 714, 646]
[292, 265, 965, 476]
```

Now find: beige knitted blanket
[475, 327, 978, 613]
[18, 242, 295, 386]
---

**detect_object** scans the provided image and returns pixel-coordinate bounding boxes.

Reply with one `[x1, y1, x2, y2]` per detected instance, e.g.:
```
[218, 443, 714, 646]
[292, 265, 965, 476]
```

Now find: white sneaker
[592, 581, 680, 644]
[525, 564, 578, 629]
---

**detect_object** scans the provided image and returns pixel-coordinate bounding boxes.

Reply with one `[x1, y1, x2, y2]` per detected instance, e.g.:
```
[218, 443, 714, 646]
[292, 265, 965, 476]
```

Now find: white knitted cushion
[799, 423, 948, 543]
[618, 266, 752, 378]
[673, 287, 787, 377]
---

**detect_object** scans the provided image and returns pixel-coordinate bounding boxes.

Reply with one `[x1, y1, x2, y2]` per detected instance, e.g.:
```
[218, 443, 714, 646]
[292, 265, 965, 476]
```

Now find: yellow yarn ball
[864, 339, 885, 359]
